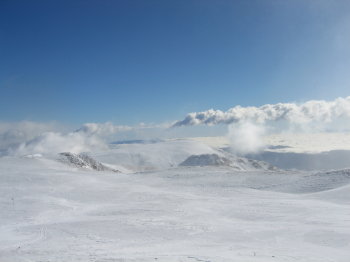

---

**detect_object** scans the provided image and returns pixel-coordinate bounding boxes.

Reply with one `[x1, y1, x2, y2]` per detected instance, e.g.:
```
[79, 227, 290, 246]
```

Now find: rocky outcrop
[59, 152, 119, 172]
[179, 153, 278, 171]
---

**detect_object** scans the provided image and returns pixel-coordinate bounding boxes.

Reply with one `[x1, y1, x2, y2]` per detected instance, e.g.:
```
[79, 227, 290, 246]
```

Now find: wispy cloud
[0, 121, 171, 156]
[75, 122, 133, 136]
[0, 121, 61, 151]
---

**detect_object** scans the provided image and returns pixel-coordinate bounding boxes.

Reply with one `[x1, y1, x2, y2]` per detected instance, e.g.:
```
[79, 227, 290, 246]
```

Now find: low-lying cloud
[173, 96, 350, 127]
[1, 122, 173, 156]
[11, 131, 108, 156]
[173, 96, 350, 154]
[0, 121, 61, 151]
[2, 122, 135, 156]
[227, 122, 266, 155]
[2, 97, 350, 156]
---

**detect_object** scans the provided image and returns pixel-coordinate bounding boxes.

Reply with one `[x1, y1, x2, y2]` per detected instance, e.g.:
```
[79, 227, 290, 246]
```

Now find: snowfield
[1, 139, 350, 261]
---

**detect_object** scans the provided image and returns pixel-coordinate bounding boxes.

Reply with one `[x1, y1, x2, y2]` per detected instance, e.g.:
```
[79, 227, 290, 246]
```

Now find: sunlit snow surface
[1, 138, 350, 261]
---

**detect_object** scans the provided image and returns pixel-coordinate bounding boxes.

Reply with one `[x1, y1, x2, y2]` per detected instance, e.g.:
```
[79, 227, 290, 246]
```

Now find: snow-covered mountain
[90, 139, 279, 172]
[179, 153, 278, 171]
[91, 139, 221, 172]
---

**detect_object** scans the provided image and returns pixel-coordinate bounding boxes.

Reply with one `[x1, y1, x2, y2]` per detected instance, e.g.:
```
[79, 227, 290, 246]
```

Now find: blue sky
[1, 0, 350, 125]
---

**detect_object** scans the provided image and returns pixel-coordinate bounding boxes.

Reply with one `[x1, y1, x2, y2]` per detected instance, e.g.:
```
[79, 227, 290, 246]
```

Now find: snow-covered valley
[1, 139, 350, 261]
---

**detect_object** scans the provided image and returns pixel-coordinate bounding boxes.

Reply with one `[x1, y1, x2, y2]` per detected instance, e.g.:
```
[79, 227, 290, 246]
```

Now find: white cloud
[173, 96, 350, 154]
[1, 122, 136, 156]
[75, 122, 133, 136]
[0, 121, 61, 151]
[11, 131, 108, 156]
[172, 96, 350, 128]
[227, 122, 266, 155]
[2, 121, 173, 156]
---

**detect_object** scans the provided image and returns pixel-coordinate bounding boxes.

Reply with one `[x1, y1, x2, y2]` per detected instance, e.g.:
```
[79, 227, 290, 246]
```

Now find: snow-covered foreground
[1, 152, 350, 261]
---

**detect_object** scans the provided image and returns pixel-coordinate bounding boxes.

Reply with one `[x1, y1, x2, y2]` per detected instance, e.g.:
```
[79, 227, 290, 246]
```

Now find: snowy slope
[1, 155, 350, 262]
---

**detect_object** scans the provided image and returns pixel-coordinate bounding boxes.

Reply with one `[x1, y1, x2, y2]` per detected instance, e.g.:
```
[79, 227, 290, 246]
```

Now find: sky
[1, 0, 350, 126]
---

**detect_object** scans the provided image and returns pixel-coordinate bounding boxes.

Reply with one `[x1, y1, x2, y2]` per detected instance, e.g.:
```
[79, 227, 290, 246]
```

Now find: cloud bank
[1, 121, 178, 156]
[2, 97, 350, 156]
[1, 122, 136, 156]
[172, 96, 350, 127]
[173, 96, 350, 154]
[0, 121, 61, 151]
[12, 131, 108, 156]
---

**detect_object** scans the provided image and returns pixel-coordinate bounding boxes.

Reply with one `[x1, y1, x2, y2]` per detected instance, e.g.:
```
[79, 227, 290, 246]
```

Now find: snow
[91, 139, 219, 172]
[188, 133, 350, 154]
[1, 139, 350, 261]
[179, 153, 277, 171]
[188, 134, 350, 170]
